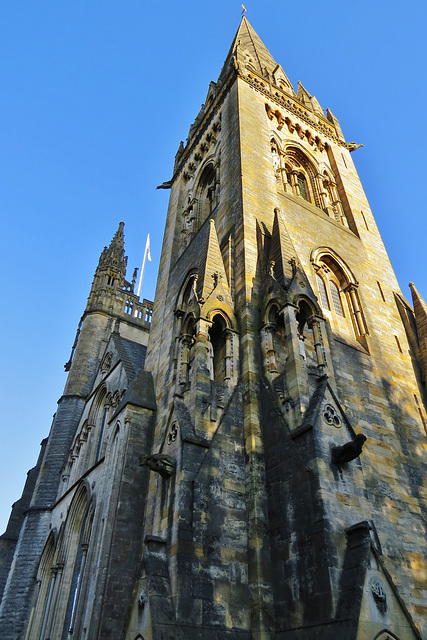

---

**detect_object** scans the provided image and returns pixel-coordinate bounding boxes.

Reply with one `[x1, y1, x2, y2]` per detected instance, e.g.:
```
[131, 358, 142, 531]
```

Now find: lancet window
[208, 314, 225, 382]
[197, 163, 217, 224]
[313, 250, 368, 346]
[26, 486, 94, 640]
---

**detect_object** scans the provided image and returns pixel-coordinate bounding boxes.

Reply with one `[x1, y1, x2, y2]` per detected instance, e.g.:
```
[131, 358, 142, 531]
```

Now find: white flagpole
[136, 233, 151, 298]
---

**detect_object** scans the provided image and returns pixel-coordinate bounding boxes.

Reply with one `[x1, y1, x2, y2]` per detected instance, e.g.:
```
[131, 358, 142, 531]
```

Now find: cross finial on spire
[241, 4, 247, 16]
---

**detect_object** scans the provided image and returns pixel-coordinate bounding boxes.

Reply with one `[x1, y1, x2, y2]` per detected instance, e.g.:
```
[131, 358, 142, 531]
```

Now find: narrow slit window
[394, 335, 403, 353]
[377, 281, 386, 302]
[341, 153, 347, 168]
[330, 282, 345, 316]
[361, 211, 369, 230]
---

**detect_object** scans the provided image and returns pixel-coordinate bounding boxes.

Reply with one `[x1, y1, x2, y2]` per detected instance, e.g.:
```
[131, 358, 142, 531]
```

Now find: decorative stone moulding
[265, 103, 327, 152]
[322, 403, 341, 428]
[370, 577, 387, 615]
[167, 422, 178, 445]
[182, 115, 222, 183]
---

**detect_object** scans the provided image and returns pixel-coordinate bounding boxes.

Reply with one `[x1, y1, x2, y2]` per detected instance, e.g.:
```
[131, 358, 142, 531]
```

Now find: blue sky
[1, 1, 426, 533]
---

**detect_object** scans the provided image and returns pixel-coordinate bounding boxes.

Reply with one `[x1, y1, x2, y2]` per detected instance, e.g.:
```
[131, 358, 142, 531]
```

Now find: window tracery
[181, 160, 220, 249]
[313, 250, 368, 347]
[270, 139, 348, 226]
[26, 488, 94, 640]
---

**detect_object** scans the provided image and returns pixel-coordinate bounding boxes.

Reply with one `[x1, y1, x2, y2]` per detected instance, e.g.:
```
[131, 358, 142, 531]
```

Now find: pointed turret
[296, 81, 324, 116]
[97, 221, 127, 281]
[65, 222, 152, 374]
[196, 218, 231, 303]
[410, 282, 427, 383]
[87, 222, 129, 307]
[268, 207, 299, 288]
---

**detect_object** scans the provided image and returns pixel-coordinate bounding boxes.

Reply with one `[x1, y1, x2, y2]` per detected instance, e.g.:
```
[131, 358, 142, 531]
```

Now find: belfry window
[197, 163, 217, 225]
[314, 252, 368, 347]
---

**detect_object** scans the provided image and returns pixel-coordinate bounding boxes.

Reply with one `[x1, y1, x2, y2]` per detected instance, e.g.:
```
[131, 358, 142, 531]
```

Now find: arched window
[29, 487, 94, 640]
[25, 533, 56, 640]
[207, 313, 234, 384]
[283, 146, 317, 205]
[313, 251, 368, 347]
[208, 314, 227, 382]
[271, 140, 281, 176]
[197, 163, 217, 226]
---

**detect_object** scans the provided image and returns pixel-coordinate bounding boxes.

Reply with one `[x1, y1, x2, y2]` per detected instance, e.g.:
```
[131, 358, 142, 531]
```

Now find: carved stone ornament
[322, 404, 341, 428]
[138, 588, 148, 610]
[139, 453, 176, 479]
[370, 577, 387, 614]
[167, 423, 178, 445]
[331, 433, 367, 465]
[101, 352, 112, 376]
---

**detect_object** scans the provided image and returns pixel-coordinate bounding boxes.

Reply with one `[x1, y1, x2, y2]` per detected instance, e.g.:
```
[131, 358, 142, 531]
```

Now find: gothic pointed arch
[25, 531, 57, 640]
[52, 484, 94, 640]
[195, 160, 218, 228]
[311, 247, 368, 348]
[85, 383, 111, 465]
[205, 310, 236, 384]
[373, 631, 401, 640]
[283, 142, 320, 205]
[176, 270, 200, 311]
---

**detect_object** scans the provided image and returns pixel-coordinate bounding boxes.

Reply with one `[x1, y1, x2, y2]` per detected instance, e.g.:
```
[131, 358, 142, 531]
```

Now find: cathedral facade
[0, 18, 426, 640]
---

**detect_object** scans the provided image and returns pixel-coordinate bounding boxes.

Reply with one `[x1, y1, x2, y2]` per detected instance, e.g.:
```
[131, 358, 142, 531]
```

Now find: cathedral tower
[1, 17, 426, 640]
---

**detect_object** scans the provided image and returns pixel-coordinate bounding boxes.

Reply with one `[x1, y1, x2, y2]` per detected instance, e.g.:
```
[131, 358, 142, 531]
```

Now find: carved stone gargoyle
[331, 433, 367, 465]
[139, 453, 176, 479]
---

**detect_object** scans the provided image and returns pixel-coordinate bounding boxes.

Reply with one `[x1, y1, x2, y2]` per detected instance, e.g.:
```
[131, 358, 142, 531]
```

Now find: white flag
[146, 233, 152, 262]
[136, 233, 152, 298]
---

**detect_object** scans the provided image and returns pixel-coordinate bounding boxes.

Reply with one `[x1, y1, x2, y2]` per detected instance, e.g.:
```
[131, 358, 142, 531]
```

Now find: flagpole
[136, 234, 151, 298]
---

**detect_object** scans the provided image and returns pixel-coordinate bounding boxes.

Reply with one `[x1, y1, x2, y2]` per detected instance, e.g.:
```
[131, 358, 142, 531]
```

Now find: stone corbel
[331, 434, 367, 465]
[139, 453, 176, 479]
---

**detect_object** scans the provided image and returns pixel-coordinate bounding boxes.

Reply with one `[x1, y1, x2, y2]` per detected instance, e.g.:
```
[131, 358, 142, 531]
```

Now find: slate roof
[112, 333, 147, 380]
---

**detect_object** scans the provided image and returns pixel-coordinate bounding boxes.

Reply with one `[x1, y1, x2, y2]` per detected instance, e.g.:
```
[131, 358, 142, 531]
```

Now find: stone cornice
[239, 69, 346, 146]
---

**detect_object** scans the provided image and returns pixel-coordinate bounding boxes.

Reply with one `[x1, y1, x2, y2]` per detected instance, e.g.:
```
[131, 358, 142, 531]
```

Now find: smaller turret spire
[97, 221, 127, 277]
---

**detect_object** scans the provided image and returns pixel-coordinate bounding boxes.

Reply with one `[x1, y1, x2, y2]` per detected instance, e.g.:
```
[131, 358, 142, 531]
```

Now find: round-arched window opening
[208, 314, 227, 382]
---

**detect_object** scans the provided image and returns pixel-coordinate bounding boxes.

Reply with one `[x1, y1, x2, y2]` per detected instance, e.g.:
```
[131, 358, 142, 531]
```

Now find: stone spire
[410, 282, 427, 383]
[218, 16, 293, 93]
[97, 221, 128, 278]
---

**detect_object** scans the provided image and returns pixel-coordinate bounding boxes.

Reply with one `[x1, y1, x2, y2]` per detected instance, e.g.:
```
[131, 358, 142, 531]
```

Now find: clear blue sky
[1, 1, 426, 533]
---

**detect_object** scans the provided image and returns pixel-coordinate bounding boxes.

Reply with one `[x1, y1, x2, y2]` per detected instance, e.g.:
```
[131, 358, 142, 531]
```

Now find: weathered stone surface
[1, 16, 426, 640]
